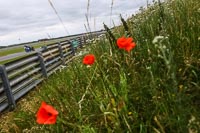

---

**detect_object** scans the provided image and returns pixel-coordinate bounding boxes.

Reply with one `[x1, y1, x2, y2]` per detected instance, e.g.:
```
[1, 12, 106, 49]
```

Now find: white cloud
[0, 0, 151, 46]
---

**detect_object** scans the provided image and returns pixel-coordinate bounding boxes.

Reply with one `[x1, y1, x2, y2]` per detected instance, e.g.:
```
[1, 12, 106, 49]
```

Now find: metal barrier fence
[0, 33, 99, 113]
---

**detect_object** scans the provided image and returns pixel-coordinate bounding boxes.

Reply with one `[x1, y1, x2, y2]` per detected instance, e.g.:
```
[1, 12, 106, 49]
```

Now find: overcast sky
[0, 0, 152, 46]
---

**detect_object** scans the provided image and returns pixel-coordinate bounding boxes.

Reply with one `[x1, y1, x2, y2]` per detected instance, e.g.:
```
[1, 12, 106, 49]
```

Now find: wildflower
[152, 35, 165, 44]
[83, 54, 95, 65]
[128, 112, 132, 115]
[117, 37, 136, 52]
[36, 101, 58, 124]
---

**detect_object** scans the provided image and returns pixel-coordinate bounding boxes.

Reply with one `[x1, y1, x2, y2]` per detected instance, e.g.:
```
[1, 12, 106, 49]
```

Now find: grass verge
[0, 0, 199, 132]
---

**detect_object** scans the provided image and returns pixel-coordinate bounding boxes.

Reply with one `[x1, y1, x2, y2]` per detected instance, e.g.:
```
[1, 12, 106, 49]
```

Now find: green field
[0, 37, 70, 64]
[0, 0, 199, 132]
[0, 37, 69, 57]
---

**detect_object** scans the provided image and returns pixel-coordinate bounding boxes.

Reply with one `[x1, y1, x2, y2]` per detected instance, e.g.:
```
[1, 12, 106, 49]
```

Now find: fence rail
[0, 31, 105, 113]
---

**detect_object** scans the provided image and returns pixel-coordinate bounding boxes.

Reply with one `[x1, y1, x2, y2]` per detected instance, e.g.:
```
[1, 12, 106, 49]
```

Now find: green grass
[0, 37, 70, 64]
[0, 52, 36, 65]
[0, 0, 199, 132]
[0, 46, 27, 57]
[0, 37, 69, 57]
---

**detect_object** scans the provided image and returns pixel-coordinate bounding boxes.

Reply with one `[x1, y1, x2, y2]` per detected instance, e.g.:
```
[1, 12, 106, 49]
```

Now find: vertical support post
[79, 37, 83, 48]
[70, 41, 76, 56]
[83, 36, 86, 45]
[58, 43, 65, 65]
[37, 52, 48, 78]
[0, 65, 16, 111]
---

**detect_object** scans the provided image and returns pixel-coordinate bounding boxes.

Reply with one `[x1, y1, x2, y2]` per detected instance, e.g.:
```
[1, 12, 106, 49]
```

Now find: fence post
[79, 37, 83, 48]
[83, 36, 86, 45]
[37, 52, 48, 78]
[70, 41, 76, 56]
[0, 65, 16, 111]
[58, 43, 65, 65]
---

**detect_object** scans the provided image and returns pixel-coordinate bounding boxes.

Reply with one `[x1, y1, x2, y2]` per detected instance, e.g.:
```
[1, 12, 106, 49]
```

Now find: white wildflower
[152, 36, 165, 44]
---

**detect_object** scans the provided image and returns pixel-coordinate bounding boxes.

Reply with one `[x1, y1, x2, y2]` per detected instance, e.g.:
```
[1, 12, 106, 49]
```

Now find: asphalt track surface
[0, 52, 26, 62]
[0, 30, 106, 63]
[0, 48, 40, 62]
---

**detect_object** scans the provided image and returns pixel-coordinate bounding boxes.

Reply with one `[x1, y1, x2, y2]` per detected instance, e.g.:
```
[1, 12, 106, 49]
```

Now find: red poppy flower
[83, 54, 95, 65]
[117, 37, 136, 52]
[36, 101, 59, 124]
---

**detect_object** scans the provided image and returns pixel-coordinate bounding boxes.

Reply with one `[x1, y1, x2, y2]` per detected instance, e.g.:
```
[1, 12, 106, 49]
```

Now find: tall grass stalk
[85, 0, 91, 33]
[110, 0, 114, 26]
[0, 0, 199, 132]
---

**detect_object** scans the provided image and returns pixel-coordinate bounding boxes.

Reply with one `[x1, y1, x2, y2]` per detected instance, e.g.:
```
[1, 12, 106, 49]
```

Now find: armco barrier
[0, 31, 105, 113]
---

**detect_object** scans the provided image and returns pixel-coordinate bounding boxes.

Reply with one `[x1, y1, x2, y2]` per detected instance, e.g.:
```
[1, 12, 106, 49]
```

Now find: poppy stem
[78, 65, 98, 117]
